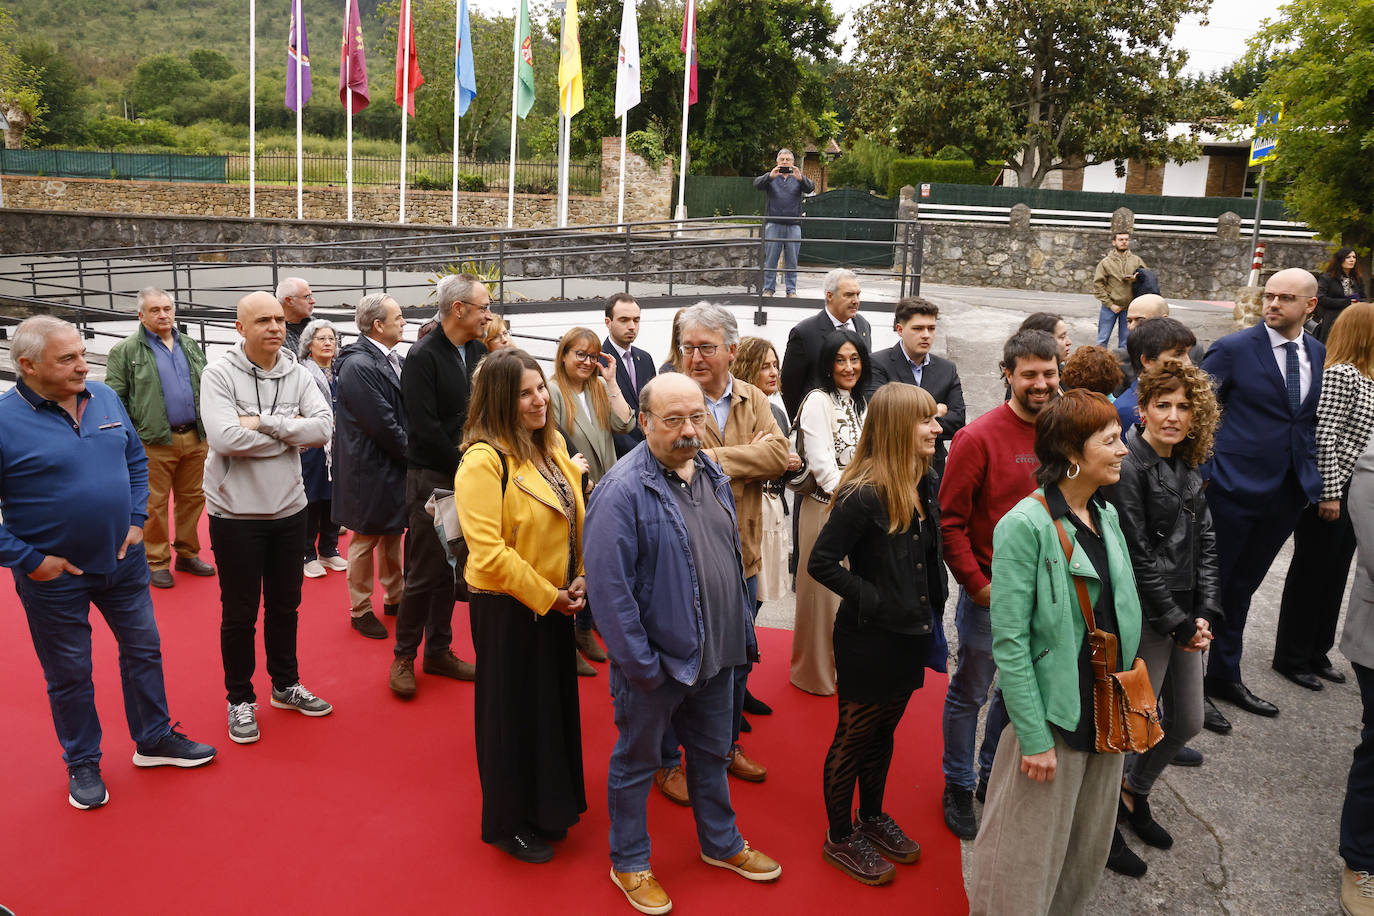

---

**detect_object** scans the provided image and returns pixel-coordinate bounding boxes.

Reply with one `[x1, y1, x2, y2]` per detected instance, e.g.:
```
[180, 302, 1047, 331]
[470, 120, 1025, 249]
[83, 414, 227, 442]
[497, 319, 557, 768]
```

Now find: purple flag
[339, 0, 370, 111]
[286, 0, 312, 111]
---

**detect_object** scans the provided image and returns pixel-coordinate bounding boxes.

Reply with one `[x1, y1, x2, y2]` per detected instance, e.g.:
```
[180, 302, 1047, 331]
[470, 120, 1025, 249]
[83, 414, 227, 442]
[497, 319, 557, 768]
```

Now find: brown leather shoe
[654, 766, 690, 806]
[727, 744, 767, 782]
[700, 842, 782, 881]
[822, 831, 896, 885]
[389, 656, 417, 698]
[575, 627, 607, 662]
[422, 650, 476, 681]
[174, 556, 216, 576]
[610, 868, 672, 914]
[856, 813, 921, 864]
[576, 649, 597, 677]
[149, 569, 174, 589]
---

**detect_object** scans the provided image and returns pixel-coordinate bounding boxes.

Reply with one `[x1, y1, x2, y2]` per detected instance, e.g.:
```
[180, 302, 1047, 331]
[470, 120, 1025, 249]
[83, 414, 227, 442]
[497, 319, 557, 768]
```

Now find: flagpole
[344, 0, 353, 221]
[675, 0, 693, 223]
[399, 0, 410, 225]
[295, 0, 304, 221]
[557, 107, 568, 228]
[507, 15, 519, 228]
[617, 115, 627, 229]
[249, 0, 256, 219]
[451, 0, 461, 227]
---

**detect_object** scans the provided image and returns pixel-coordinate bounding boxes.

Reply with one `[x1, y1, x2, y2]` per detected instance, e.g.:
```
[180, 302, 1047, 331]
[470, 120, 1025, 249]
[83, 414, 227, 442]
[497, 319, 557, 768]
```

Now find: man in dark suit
[333, 293, 408, 642]
[1201, 267, 1325, 729]
[866, 296, 965, 475]
[780, 268, 873, 420]
[603, 292, 657, 458]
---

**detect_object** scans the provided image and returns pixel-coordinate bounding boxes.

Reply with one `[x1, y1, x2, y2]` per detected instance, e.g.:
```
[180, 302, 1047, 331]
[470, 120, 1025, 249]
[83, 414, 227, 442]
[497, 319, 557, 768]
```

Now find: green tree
[0, 9, 45, 148]
[17, 39, 87, 146]
[846, 0, 1223, 189]
[127, 53, 203, 122]
[1242, 0, 1374, 257]
[188, 48, 235, 81]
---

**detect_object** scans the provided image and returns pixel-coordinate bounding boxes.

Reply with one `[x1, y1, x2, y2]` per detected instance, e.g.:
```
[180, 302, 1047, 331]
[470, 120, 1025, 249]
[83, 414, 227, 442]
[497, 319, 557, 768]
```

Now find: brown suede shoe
[654, 766, 690, 806]
[856, 813, 921, 864]
[700, 842, 782, 881]
[389, 656, 417, 698]
[576, 649, 597, 677]
[611, 869, 672, 914]
[727, 744, 767, 782]
[575, 627, 607, 662]
[822, 831, 896, 886]
[422, 650, 476, 681]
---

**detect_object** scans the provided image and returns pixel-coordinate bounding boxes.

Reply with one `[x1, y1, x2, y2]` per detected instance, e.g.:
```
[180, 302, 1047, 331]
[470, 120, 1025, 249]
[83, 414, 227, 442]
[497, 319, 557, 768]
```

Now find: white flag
[614, 0, 641, 118]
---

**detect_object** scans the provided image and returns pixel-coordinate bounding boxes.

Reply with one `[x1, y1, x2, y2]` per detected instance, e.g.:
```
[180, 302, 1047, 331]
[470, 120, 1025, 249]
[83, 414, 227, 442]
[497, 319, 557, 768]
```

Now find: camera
[778, 166, 793, 174]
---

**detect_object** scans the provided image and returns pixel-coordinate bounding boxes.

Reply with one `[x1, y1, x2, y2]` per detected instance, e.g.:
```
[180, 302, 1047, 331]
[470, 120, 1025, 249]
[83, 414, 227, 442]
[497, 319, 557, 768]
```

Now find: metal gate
[800, 188, 899, 267]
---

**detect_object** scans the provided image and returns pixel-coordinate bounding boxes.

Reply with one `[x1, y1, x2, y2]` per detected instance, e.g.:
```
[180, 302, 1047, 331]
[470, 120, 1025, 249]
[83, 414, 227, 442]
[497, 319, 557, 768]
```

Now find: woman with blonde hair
[483, 314, 513, 352]
[661, 308, 688, 374]
[808, 383, 948, 885]
[547, 327, 634, 674]
[455, 348, 588, 864]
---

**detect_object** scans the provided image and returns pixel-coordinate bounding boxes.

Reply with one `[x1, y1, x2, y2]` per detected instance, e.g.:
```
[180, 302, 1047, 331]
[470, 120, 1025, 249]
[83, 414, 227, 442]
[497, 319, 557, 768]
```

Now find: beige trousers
[968, 726, 1123, 916]
[142, 431, 208, 570]
[790, 495, 842, 695]
[346, 532, 405, 617]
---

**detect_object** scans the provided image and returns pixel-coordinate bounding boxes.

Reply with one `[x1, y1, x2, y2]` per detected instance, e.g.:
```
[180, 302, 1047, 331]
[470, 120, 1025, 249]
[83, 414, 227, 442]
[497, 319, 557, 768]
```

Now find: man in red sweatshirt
[937, 329, 1059, 840]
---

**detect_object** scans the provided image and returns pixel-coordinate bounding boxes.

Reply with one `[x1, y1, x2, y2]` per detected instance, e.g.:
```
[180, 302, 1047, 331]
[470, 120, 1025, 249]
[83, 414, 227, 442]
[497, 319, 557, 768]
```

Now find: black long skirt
[469, 591, 587, 843]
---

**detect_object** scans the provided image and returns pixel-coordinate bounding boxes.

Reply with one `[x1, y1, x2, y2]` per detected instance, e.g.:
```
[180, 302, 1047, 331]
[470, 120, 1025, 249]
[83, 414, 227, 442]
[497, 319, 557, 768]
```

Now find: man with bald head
[1199, 266, 1325, 728]
[277, 277, 316, 355]
[200, 291, 336, 744]
[586, 373, 780, 914]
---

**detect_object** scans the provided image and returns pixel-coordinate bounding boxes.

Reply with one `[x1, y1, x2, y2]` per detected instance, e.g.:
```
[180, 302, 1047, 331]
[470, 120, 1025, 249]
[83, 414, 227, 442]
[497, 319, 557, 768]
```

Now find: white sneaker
[227, 702, 260, 744]
[319, 554, 349, 571]
[303, 559, 326, 578]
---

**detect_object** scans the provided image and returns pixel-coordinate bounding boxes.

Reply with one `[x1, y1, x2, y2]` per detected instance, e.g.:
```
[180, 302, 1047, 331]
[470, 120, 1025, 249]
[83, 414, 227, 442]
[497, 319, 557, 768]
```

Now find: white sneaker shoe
[319, 554, 349, 571]
[303, 559, 326, 578]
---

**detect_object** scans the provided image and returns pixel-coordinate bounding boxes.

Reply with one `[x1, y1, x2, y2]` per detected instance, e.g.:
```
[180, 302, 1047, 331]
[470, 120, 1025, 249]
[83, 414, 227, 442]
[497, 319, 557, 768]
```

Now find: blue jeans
[14, 541, 171, 767]
[607, 664, 745, 872]
[1096, 305, 1128, 347]
[941, 588, 1009, 790]
[762, 223, 802, 294]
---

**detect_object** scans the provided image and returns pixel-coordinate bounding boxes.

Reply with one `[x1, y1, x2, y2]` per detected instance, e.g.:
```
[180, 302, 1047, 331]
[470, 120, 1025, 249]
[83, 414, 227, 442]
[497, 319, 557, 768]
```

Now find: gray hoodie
[200, 341, 333, 519]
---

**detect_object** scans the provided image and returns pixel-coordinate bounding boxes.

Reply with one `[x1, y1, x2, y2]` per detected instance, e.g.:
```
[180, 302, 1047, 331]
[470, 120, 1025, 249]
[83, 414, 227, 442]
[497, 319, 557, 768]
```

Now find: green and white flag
[514, 0, 535, 119]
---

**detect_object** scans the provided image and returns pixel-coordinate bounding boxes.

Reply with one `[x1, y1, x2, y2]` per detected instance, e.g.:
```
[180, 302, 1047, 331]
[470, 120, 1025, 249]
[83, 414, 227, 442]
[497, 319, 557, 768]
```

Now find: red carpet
[0, 528, 968, 915]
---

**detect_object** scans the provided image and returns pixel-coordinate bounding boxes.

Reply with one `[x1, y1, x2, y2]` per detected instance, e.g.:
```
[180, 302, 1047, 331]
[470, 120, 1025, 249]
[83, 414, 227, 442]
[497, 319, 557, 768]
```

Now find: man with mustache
[937, 328, 1060, 840]
[586, 372, 782, 915]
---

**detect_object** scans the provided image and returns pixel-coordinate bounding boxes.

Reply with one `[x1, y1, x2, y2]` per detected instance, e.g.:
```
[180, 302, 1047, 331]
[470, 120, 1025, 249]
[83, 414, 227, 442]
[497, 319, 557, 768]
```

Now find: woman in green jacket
[968, 389, 1141, 916]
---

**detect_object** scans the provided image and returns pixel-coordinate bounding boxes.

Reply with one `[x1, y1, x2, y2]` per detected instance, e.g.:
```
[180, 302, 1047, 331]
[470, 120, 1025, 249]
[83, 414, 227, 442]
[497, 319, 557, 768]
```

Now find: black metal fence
[228, 153, 601, 194]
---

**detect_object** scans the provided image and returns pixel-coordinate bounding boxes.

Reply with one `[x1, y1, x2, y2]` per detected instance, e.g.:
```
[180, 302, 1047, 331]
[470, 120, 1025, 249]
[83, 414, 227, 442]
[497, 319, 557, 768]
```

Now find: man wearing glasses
[388, 274, 490, 697]
[1200, 267, 1324, 724]
[586, 372, 782, 915]
[277, 277, 317, 356]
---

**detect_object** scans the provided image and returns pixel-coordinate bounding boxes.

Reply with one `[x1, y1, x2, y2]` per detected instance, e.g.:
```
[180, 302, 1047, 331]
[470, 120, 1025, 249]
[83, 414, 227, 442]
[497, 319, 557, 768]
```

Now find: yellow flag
[558, 0, 584, 117]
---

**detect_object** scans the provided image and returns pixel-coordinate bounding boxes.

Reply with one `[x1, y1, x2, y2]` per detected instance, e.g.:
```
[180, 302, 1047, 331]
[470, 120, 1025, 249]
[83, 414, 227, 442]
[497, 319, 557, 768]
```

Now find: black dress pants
[394, 467, 456, 660]
[1275, 498, 1357, 673]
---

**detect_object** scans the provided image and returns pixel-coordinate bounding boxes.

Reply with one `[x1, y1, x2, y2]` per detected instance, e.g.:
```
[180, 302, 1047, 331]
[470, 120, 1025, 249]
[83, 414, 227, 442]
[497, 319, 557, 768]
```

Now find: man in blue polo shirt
[0, 316, 216, 810]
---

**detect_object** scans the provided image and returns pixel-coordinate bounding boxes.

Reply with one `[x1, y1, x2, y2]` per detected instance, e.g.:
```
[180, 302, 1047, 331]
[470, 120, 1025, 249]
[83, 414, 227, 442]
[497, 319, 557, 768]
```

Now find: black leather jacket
[1106, 427, 1222, 643]
[807, 474, 947, 635]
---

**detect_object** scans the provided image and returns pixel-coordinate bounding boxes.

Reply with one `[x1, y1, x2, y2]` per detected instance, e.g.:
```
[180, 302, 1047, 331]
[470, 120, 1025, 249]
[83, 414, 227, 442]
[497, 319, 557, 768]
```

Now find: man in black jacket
[867, 296, 965, 476]
[753, 148, 815, 298]
[603, 292, 656, 458]
[334, 293, 409, 641]
[780, 268, 873, 419]
[389, 274, 490, 697]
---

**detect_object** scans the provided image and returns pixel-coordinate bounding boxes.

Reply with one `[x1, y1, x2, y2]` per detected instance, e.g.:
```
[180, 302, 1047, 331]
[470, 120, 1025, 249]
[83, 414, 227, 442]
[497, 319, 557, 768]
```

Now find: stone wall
[0, 136, 674, 229]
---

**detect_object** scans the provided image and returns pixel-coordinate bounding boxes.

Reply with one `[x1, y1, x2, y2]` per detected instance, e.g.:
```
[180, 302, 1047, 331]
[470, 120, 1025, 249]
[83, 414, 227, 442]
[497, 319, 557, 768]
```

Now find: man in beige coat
[651, 302, 789, 804]
[1093, 231, 1146, 348]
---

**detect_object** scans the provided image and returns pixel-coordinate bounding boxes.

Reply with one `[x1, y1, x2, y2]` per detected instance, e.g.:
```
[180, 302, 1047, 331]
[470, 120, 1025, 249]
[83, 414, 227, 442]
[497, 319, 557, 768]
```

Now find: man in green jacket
[106, 287, 216, 589]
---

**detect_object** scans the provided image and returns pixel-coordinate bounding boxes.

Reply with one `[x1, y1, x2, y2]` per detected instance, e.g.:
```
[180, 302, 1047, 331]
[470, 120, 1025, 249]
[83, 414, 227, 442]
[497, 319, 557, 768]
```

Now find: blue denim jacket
[585, 443, 758, 692]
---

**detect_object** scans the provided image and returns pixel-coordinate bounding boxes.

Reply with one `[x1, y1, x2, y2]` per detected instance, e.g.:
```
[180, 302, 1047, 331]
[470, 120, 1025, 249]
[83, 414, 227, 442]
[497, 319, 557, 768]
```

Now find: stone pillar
[1111, 207, 1134, 235]
[1009, 203, 1032, 233]
[1217, 211, 1242, 240]
[1234, 285, 1264, 328]
[897, 185, 918, 220]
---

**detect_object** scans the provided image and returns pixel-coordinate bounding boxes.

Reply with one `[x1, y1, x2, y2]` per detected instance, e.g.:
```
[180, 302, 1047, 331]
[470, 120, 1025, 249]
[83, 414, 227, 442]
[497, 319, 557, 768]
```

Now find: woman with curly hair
[1316, 248, 1366, 342]
[1104, 360, 1221, 877]
[1060, 345, 1125, 398]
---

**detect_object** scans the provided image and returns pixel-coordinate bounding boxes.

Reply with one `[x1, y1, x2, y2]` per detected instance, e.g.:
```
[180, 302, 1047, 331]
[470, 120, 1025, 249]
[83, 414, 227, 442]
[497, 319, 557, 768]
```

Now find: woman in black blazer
[808, 382, 948, 886]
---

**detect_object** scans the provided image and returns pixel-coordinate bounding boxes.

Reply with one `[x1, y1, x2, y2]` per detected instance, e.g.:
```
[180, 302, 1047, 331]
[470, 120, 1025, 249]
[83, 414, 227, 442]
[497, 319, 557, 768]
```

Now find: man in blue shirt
[753, 149, 815, 298]
[1, 316, 216, 811]
[106, 287, 216, 590]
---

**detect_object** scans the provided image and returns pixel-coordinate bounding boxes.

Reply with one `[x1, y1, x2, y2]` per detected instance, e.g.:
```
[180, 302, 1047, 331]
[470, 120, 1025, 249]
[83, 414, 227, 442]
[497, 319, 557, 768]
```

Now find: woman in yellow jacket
[455, 348, 588, 865]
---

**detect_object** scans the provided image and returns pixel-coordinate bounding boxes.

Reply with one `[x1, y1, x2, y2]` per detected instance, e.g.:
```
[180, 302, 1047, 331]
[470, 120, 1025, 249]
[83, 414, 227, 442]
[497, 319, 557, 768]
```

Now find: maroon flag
[339, 0, 371, 111]
[680, 0, 697, 106]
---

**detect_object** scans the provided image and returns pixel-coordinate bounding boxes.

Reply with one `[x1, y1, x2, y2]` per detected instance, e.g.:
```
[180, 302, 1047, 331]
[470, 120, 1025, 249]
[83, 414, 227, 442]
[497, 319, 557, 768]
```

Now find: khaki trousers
[142, 431, 208, 570]
[347, 532, 405, 617]
[968, 726, 1123, 916]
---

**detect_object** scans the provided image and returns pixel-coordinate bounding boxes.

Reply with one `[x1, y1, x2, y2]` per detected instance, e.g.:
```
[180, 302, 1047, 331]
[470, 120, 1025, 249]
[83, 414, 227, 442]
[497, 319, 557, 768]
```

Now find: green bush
[829, 134, 900, 193]
[410, 170, 445, 191]
[458, 172, 486, 192]
[887, 158, 1002, 197]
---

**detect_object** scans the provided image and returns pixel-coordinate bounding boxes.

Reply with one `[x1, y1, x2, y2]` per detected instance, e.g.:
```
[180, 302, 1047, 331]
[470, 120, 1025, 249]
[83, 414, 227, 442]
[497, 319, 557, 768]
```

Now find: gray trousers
[968, 726, 1123, 916]
[1126, 625, 1204, 795]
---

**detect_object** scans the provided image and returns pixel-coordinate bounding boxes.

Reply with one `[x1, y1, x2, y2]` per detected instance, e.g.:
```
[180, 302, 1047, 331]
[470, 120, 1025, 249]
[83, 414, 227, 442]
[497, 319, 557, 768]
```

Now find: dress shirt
[705, 376, 735, 432]
[143, 327, 198, 428]
[364, 334, 401, 379]
[827, 310, 856, 333]
[904, 345, 932, 386]
[1264, 323, 1312, 405]
[608, 340, 636, 390]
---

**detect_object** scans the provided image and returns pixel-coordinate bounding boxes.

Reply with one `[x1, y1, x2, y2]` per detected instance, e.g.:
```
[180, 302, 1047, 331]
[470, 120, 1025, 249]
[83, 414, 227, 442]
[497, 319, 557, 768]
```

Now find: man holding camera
[753, 149, 814, 298]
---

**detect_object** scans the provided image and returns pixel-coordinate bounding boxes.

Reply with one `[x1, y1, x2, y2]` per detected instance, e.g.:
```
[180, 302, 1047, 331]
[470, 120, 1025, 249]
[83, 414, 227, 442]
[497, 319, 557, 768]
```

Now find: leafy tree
[0, 9, 45, 148]
[845, 0, 1224, 188]
[127, 53, 203, 121]
[188, 48, 235, 81]
[17, 39, 87, 146]
[1242, 0, 1374, 258]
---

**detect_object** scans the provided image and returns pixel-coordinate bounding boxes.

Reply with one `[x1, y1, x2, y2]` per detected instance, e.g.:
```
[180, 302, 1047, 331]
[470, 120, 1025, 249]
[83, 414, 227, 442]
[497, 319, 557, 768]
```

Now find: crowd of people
[3, 251, 1372, 915]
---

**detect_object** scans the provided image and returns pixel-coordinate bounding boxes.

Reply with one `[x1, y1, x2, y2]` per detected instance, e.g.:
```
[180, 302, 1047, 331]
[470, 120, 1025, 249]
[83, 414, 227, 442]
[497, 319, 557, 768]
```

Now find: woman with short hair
[297, 319, 344, 578]
[968, 389, 1142, 915]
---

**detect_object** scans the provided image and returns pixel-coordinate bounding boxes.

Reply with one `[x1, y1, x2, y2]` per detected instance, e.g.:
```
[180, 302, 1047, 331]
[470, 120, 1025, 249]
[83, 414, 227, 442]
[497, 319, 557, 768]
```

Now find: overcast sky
[471, 0, 1290, 75]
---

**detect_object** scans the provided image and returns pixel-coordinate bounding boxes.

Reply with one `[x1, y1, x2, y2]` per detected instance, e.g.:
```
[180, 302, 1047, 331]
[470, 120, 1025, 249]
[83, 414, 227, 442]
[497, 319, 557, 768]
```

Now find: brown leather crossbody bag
[1032, 493, 1164, 755]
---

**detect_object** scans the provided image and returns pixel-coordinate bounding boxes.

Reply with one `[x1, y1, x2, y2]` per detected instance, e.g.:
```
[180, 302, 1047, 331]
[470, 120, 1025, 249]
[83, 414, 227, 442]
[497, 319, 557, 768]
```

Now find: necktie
[387, 349, 402, 380]
[625, 352, 637, 392]
[1284, 341, 1300, 413]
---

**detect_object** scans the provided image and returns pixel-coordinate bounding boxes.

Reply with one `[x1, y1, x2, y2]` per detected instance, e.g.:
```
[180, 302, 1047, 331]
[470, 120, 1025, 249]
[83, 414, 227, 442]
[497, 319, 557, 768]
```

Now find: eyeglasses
[679, 344, 720, 357]
[571, 349, 599, 363]
[1262, 292, 1306, 305]
[458, 300, 493, 313]
[647, 410, 708, 430]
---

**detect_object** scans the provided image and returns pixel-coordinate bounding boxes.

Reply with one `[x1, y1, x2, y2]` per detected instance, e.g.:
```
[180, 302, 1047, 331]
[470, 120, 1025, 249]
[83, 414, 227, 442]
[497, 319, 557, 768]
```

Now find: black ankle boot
[1106, 826, 1147, 878]
[1119, 788, 1174, 849]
